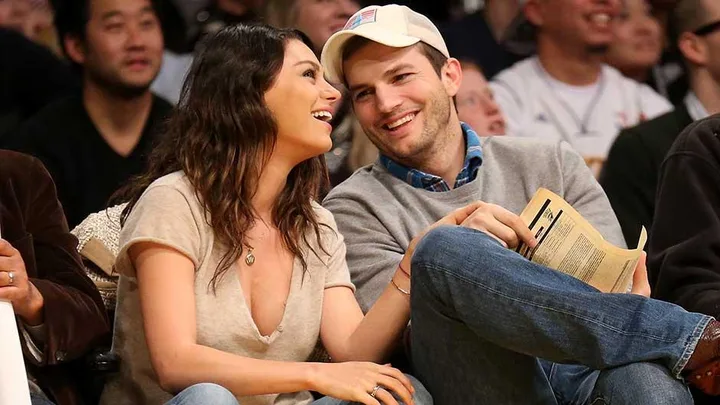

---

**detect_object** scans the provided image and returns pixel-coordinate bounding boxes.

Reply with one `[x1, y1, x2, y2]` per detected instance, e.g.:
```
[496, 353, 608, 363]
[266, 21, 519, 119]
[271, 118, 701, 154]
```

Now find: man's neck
[691, 70, 720, 115]
[483, 0, 520, 41]
[82, 80, 154, 156]
[408, 118, 466, 189]
[536, 37, 604, 86]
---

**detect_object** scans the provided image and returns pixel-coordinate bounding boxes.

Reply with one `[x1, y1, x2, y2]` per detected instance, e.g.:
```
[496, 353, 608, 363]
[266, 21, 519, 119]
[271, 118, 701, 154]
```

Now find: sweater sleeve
[557, 141, 627, 248]
[648, 122, 720, 318]
[324, 191, 405, 313]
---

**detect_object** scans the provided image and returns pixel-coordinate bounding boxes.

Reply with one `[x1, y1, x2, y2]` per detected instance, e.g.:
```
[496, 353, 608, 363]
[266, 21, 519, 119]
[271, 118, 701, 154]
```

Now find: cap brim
[321, 28, 421, 84]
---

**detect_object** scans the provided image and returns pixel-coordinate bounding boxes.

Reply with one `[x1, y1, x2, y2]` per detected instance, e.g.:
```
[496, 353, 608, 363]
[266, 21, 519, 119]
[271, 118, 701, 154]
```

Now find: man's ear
[442, 58, 463, 97]
[64, 35, 87, 65]
[678, 32, 708, 67]
[523, 0, 543, 27]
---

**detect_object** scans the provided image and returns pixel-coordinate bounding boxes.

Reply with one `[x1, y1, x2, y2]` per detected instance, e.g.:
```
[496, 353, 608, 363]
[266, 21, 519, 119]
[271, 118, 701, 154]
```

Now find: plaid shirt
[379, 123, 483, 192]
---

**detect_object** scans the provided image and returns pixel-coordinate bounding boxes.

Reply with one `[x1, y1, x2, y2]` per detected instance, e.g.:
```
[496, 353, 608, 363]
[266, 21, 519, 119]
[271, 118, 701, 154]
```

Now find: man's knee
[591, 362, 693, 405]
[170, 383, 239, 405]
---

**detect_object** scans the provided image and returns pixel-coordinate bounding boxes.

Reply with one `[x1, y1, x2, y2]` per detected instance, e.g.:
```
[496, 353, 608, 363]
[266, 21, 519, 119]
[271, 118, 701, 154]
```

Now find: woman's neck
[251, 155, 291, 222]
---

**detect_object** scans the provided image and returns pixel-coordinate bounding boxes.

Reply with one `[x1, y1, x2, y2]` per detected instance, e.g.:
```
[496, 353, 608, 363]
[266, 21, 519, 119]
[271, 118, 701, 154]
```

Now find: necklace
[533, 59, 606, 136]
[244, 244, 256, 266]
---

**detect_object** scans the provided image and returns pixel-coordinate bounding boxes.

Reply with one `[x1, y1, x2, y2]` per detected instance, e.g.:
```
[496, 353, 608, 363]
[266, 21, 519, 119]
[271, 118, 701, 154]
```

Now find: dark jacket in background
[0, 28, 79, 140]
[3, 94, 172, 228]
[599, 104, 693, 246]
[646, 116, 720, 405]
[0, 150, 110, 405]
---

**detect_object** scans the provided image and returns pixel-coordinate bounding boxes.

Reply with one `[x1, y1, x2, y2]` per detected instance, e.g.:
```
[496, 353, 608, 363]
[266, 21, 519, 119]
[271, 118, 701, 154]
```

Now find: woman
[264, 0, 377, 187]
[605, 0, 663, 85]
[457, 60, 507, 136]
[99, 24, 432, 405]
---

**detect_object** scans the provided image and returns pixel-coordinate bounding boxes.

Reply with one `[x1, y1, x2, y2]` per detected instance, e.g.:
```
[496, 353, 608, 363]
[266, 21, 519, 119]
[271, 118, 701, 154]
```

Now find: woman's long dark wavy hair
[116, 24, 330, 291]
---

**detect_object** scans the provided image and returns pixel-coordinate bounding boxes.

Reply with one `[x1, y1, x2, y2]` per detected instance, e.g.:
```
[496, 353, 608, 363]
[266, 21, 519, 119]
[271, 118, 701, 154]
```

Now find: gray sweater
[323, 136, 626, 311]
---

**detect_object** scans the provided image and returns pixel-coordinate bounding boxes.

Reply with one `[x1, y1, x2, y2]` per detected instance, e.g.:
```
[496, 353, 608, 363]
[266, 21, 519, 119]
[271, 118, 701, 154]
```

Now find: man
[600, 0, 720, 246]
[647, 116, 720, 405]
[489, 0, 671, 174]
[3, 0, 172, 228]
[0, 149, 110, 405]
[440, 0, 523, 79]
[0, 27, 79, 140]
[321, 4, 720, 403]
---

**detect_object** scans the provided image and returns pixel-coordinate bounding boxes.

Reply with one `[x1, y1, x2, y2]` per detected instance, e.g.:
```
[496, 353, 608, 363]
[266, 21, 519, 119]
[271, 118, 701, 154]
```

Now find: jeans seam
[672, 315, 713, 378]
[420, 261, 687, 343]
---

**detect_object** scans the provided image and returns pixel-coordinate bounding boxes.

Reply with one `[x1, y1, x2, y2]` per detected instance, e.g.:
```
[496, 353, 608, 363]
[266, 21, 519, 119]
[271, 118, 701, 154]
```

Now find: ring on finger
[370, 385, 381, 398]
[7, 271, 14, 286]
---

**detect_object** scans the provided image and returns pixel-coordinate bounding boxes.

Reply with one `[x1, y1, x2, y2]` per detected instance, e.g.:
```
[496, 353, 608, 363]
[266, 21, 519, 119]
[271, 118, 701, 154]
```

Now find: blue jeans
[165, 375, 432, 405]
[409, 226, 710, 405]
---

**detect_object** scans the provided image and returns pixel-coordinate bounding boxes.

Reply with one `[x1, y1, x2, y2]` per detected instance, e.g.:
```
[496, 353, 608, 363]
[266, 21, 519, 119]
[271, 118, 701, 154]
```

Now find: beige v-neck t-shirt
[100, 172, 355, 405]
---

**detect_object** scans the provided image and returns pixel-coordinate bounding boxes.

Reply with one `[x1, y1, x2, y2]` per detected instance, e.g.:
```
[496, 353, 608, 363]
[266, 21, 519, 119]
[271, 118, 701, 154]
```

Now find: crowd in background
[2, 0, 720, 404]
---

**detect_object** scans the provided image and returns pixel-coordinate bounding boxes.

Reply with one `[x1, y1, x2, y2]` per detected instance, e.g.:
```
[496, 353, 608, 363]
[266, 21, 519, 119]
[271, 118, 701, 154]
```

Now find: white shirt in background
[490, 56, 672, 171]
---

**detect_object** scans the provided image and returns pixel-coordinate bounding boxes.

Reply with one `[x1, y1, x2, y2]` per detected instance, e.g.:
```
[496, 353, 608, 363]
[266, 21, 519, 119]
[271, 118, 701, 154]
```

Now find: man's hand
[0, 239, 44, 325]
[630, 252, 651, 297]
[403, 201, 538, 272]
[460, 201, 538, 249]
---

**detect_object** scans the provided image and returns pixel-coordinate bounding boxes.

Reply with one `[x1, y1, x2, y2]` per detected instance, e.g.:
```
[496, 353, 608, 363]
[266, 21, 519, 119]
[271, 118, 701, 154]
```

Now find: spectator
[491, 0, 672, 176]
[0, 28, 79, 140]
[457, 60, 506, 136]
[647, 115, 720, 404]
[605, 0, 663, 85]
[441, 0, 522, 79]
[0, 149, 110, 405]
[100, 24, 430, 405]
[600, 0, 720, 247]
[264, 0, 376, 187]
[322, 4, 720, 402]
[4, 0, 172, 229]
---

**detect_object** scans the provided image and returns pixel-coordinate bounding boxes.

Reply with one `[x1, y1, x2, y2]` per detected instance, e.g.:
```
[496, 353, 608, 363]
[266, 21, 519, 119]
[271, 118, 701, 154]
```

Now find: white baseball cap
[321, 4, 450, 84]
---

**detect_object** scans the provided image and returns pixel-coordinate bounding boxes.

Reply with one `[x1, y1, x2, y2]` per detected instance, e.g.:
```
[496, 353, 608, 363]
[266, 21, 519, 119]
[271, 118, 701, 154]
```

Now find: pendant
[245, 245, 255, 266]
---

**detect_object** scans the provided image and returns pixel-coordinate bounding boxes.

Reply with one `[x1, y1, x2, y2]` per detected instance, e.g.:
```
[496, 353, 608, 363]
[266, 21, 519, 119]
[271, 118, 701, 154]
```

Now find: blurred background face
[0, 0, 53, 41]
[456, 63, 506, 136]
[293, 0, 359, 53]
[74, 0, 164, 96]
[605, 0, 662, 79]
[695, 0, 720, 82]
[531, 0, 622, 51]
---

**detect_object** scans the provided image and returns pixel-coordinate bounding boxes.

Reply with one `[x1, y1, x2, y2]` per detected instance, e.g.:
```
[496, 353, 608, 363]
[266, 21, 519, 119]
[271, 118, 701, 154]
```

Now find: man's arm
[599, 128, 655, 247]
[557, 141, 627, 248]
[324, 194, 405, 313]
[23, 157, 109, 365]
[648, 123, 720, 318]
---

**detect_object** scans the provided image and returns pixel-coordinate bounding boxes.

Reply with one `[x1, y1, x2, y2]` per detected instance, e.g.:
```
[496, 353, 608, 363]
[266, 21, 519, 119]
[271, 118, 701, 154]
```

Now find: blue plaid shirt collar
[379, 123, 484, 192]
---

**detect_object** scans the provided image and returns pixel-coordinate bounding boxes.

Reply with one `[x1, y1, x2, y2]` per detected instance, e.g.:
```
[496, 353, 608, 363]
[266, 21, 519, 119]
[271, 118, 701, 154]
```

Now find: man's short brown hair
[340, 36, 448, 82]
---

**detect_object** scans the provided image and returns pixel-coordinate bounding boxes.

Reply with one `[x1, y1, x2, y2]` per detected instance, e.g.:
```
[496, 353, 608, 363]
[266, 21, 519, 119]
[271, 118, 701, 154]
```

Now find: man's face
[532, 0, 622, 51]
[294, 0, 360, 53]
[343, 43, 456, 166]
[697, 0, 720, 81]
[76, 0, 163, 96]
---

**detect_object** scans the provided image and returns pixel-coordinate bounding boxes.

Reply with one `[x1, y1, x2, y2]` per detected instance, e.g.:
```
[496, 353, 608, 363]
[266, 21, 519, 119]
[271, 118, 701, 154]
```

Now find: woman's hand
[309, 362, 415, 405]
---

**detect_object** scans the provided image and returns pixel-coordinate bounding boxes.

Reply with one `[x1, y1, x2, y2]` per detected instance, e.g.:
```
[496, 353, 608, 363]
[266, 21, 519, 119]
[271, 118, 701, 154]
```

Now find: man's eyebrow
[347, 63, 415, 93]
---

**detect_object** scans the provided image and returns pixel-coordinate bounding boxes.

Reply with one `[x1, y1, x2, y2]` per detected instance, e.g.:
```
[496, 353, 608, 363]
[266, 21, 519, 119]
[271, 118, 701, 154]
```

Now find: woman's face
[456, 67, 506, 136]
[606, 0, 662, 77]
[294, 0, 359, 53]
[264, 39, 341, 164]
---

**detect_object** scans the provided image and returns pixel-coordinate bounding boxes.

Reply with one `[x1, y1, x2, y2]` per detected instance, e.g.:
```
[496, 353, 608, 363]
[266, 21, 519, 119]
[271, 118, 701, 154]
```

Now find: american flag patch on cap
[344, 9, 378, 30]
